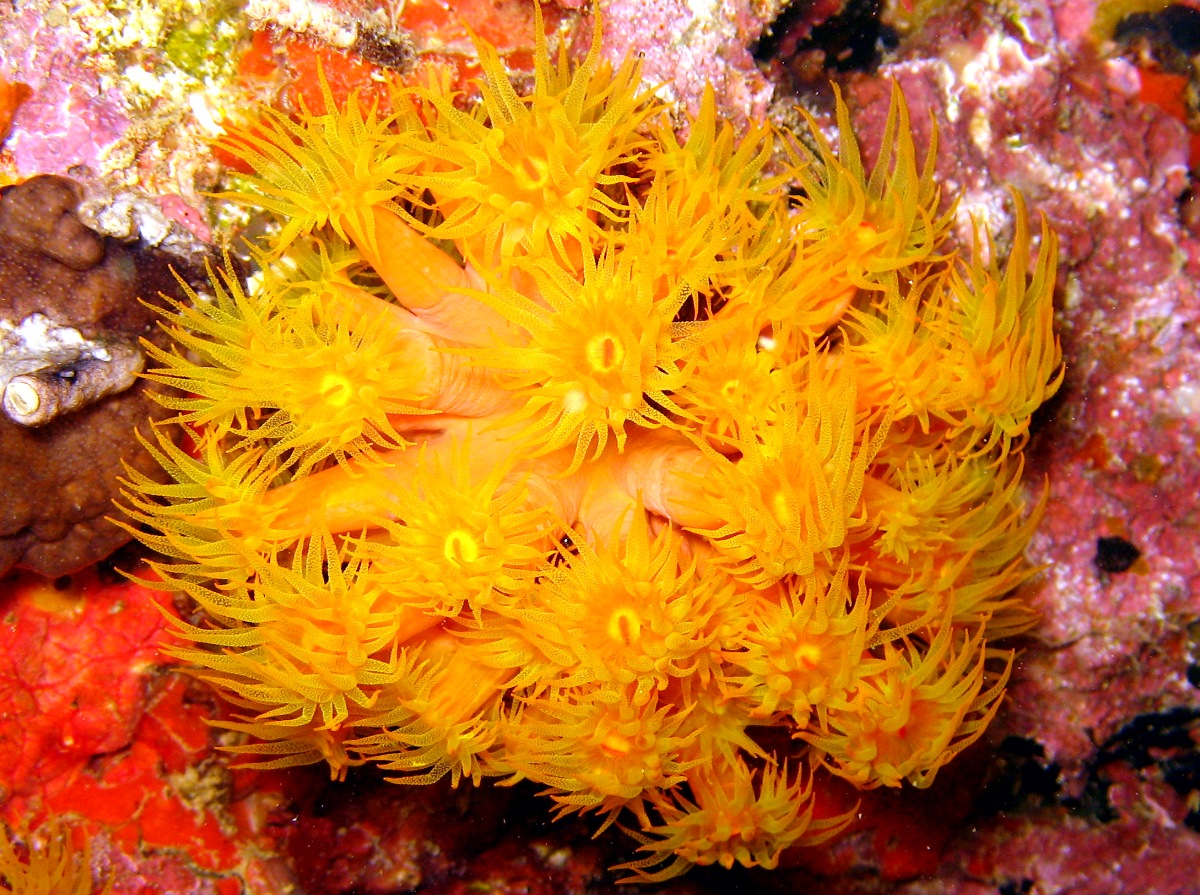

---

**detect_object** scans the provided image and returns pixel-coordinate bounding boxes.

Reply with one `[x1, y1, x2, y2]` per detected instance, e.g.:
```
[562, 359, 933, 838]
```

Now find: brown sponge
[0, 175, 205, 576]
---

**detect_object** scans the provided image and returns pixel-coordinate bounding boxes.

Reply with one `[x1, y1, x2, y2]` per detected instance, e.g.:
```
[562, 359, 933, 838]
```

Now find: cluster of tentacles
[121, 11, 1060, 881]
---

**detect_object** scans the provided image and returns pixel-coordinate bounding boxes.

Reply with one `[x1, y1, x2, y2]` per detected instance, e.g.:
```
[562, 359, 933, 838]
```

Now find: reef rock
[0, 175, 201, 576]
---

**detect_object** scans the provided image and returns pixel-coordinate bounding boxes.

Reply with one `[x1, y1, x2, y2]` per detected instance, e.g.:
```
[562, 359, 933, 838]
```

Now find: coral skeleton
[0, 313, 145, 427]
[121, 7, 1061, 882]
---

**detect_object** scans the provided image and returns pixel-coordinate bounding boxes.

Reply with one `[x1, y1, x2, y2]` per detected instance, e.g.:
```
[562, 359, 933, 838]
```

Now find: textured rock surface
[0, 175, 200, 576]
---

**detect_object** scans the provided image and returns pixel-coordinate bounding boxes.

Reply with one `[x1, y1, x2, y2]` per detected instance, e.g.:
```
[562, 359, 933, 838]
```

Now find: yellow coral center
[853, 220, 879, 249]
[794, 641, 823, 670]
[586, 333, 625, 374]
[771, 490, 794, 527]
[608, 607, 642, 645]
[443, 529, 480, 566]
[602, 731, 632, 756]
[319, 372, 354, 408]
[327, 191, 348, 218]
[514, 153, 552, 192]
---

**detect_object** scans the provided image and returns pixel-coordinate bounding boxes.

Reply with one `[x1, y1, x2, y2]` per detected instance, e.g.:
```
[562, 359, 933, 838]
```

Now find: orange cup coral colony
[120, 8, 1062, 883]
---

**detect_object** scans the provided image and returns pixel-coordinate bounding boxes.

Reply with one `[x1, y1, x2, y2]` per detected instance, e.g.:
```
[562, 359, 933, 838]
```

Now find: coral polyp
[122, 7, 1061, 882]
[0, 818, 111, 895]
